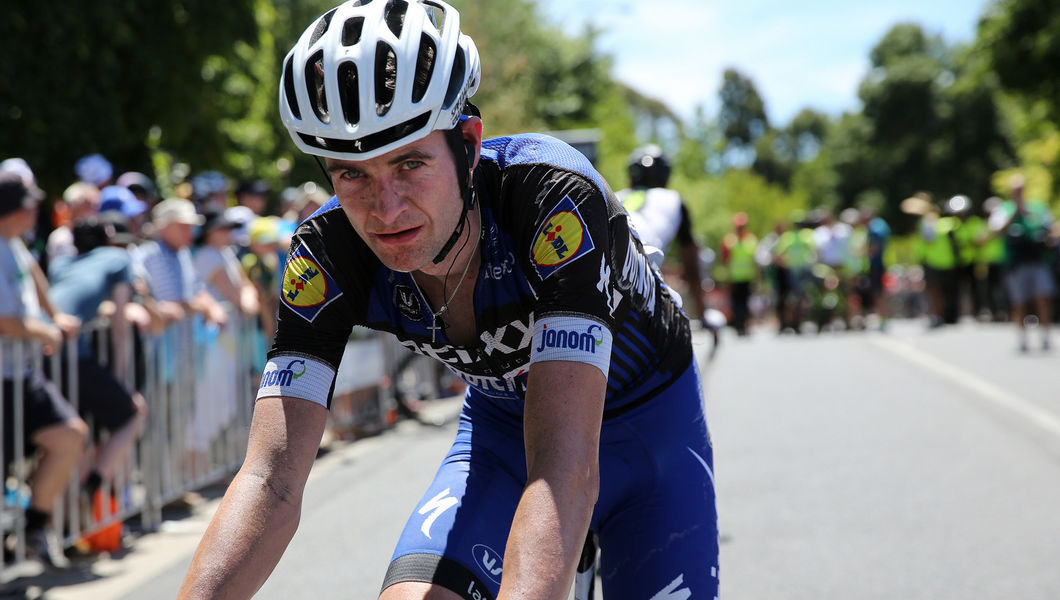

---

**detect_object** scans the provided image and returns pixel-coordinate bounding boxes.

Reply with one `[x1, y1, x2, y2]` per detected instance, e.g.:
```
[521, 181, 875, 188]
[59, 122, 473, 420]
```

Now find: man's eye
[402, 160, 424, 171]
[339, 169, 363, 180]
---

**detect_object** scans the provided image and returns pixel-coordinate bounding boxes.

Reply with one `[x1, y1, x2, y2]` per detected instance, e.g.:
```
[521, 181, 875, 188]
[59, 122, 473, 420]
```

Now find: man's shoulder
[481, 134, 608, 192]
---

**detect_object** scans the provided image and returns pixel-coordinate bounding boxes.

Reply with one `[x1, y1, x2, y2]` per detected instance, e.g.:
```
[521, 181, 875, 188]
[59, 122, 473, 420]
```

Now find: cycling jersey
[615, 187, 694, 254]
[259, 133, 692, 419]
[257, 133, 716, 600]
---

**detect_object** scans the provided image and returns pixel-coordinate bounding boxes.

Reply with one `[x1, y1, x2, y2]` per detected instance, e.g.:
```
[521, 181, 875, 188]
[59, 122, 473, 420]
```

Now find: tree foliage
[0, 1, 257, 196]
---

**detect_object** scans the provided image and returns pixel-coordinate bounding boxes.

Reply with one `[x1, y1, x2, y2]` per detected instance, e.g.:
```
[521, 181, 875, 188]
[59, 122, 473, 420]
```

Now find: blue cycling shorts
[381, 360, 719, 599]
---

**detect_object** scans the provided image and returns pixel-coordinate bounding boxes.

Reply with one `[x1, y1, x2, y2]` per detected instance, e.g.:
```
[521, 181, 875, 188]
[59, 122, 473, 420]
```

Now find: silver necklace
[410, 237, 477, 342]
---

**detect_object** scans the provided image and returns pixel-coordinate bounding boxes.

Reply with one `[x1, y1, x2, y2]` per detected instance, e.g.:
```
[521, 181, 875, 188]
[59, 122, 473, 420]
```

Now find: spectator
[99, 184, 150, 238]
[978, 196, 1009, 321]
[74, 153, 113, 189]
[133, 198, 226, 328]
[48, 215, 149, 514]
[235, 179, 270, 216]
[46, 181, 101, 263]
[188, 210, 257, 465]
[283, 181, 330, 225]
[190, 171, 229, 214]
[720, 212, 759, 335]
[116, 171, 160, 210]
[989, 174, 1056, 352]
[0, 172, 88, 568]
[194, 210, 259, 317]
[241, 216, 281, 355]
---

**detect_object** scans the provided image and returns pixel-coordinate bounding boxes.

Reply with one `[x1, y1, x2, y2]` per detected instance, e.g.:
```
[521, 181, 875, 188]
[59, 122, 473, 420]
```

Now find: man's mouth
[374, 226, 422, 245]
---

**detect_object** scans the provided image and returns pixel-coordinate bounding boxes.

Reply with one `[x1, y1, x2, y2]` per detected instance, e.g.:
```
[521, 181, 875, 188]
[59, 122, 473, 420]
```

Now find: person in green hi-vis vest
[720, 212, 759, 335]
[910, 194, 959, 327]
[948, 195, 981, 319]
[977, 196, 1009, 321]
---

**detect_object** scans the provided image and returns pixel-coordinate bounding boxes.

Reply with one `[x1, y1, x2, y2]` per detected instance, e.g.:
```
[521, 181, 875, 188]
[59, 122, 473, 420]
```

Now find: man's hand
[52, 312, 81, 339]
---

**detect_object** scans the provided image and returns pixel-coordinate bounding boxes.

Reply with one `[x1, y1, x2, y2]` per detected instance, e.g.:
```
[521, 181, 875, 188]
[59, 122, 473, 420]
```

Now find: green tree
[978, 0, 1060, 122]
[717, 68, 769, 156]
[0, 1, 257, 196]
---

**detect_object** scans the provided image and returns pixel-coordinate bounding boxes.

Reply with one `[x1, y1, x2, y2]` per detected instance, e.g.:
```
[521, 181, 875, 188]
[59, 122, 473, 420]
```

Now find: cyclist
[178, 1, 718, 599]
[616, 145, 709, 327]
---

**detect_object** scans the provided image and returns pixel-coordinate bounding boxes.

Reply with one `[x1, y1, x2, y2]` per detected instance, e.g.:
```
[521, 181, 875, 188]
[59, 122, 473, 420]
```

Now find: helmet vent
[412, 34, 437, 103]
[309, 8, 338, 47]
[342, 17, 364, 46]
[442, 46, 466, 110]
[283, 57, 301, 120]
[306, 49, 330, 123]
[422, 1, 447, 32]
[375, 42, 397, 116]
[383, 0, 408, 38]
[338, 62, 360, 127]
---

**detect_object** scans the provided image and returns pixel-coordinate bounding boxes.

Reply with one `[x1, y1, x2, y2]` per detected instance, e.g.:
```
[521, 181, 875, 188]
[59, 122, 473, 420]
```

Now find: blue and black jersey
[257, 134, 692, 419]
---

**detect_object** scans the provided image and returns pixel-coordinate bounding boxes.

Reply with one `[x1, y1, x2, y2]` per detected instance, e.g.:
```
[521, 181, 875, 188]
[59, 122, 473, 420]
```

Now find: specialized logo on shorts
[535, 323, 605, 354]
[649, 574, 692, 600]
[417, 488, 458, 540]
[472, 544, 504, 584]
[281, 244, 342, 322]
[531, 195, 594, 280]
[259, 359, 307, 389]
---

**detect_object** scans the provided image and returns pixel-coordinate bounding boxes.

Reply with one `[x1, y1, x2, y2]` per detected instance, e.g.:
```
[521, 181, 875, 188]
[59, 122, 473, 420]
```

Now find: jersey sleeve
[257, 218, 360, 409]
[504, 165, 626, 378]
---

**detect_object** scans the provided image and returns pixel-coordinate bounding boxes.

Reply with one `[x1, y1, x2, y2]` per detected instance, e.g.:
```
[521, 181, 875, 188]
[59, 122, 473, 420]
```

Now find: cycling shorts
[381, 360, 719, 600]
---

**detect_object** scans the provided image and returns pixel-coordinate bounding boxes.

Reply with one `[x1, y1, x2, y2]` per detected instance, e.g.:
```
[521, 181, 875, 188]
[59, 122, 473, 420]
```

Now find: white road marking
[870, 336, 1060, 439]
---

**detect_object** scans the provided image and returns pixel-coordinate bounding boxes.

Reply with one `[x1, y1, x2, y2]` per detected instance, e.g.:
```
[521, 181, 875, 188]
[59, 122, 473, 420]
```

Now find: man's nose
[370, 177, 409, 223]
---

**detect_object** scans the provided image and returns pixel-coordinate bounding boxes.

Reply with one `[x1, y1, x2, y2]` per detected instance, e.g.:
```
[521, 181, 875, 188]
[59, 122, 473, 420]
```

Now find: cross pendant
[427, 317, 443, 343]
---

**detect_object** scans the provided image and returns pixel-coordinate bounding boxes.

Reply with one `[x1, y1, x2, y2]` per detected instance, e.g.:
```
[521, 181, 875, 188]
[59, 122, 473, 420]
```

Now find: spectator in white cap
[132, 198, 226, 328]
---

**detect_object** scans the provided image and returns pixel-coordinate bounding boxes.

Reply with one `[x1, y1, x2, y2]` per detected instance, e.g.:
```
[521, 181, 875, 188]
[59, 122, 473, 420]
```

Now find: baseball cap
[0, 171, 44, 218]
[0, 158, 37, 187]
[236, 179, 270, 196]
[152, 198, 205, 228]
[116, 171, 158, 201]
[248, 216, 280, 245]
[99, 185, 148, 218]
[75, 153, 114, 187]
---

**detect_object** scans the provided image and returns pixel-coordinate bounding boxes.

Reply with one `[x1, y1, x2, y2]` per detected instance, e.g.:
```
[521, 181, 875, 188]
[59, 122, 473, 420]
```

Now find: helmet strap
[432, 127, 478, 264]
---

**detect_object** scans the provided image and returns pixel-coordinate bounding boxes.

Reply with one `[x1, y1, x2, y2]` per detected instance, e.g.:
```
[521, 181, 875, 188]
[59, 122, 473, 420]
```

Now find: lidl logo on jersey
[281, 244, 342, 322]
[259, 359, 308, 389]
[531, 195, 594, 280]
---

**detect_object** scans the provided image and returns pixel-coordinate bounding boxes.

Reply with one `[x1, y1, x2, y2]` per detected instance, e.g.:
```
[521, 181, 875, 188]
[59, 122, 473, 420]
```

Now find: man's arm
[498, 360, 605, 599]
[178, 396, 327, 600]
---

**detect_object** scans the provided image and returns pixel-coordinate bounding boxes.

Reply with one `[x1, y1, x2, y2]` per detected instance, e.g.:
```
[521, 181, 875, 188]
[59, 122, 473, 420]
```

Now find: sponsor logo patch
[472, 544, 504, 584]
[259, 359, 307, 389]
[281, 244, 342, 322]
[393, 284, 423, 322]
[531, 195, 594, 280]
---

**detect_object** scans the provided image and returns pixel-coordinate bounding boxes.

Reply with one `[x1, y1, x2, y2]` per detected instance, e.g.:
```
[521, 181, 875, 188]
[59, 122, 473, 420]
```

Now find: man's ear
[460, 116, 483, 170]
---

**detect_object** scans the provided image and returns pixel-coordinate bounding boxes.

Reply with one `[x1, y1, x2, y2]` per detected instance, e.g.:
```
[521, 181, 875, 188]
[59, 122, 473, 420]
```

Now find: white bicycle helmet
[279, 0, 481, 161]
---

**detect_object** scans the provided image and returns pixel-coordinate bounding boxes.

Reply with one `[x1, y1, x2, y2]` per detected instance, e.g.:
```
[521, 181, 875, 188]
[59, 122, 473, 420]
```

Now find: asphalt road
[22, 319, 1060, 599]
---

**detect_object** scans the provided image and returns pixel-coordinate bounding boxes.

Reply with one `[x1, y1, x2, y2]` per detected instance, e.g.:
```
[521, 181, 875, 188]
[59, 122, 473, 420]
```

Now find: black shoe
[25, 526, 71, 569]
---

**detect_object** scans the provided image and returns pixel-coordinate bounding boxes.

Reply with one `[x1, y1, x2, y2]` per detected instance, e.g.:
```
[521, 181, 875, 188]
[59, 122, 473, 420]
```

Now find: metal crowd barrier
[1, 310, 453, 580]
[1, 310, 256, 579]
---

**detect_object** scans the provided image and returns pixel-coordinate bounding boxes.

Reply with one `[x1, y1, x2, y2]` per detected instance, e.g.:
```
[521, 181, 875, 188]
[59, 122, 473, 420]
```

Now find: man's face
[159, 221, 195, 249]
[326, 130, 464, 274]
